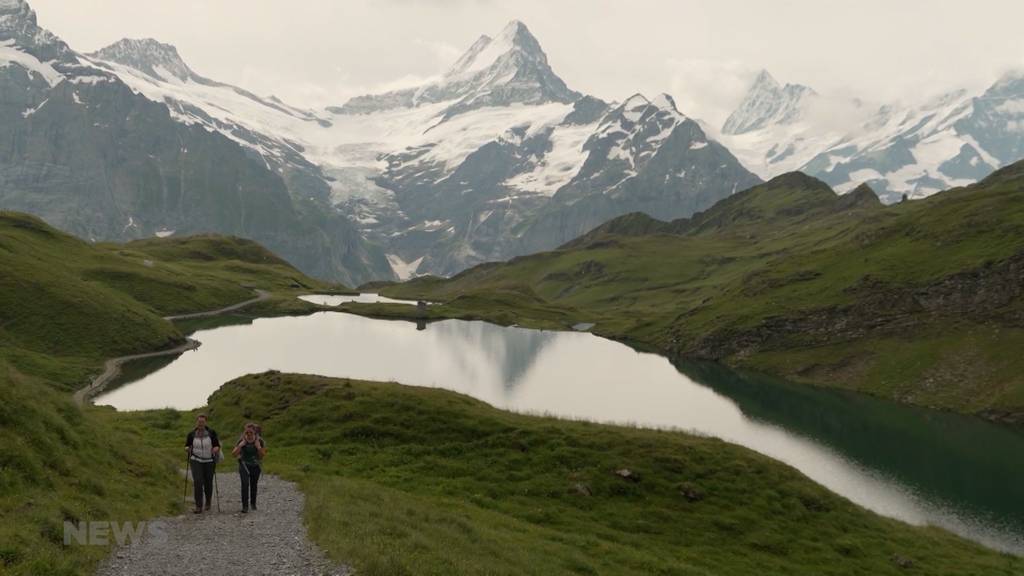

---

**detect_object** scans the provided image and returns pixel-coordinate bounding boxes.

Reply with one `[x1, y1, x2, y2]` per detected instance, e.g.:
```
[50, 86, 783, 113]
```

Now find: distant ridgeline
[384, 162, 1024, 424]
[717, 68, 1024, 203]
[1, 0, 1022, 284]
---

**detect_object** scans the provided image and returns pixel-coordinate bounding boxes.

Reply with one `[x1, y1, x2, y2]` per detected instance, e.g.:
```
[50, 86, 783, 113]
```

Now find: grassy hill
[170, 372, 1018, 575]
[0, 356, 182, 575]
[0, 211, 331, 574]
[0, 211, 329, 388]
[380, 163, 1024, 422]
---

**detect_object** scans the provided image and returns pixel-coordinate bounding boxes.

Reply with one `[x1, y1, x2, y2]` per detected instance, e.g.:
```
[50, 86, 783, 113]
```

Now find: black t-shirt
[238, 440, 261, 466]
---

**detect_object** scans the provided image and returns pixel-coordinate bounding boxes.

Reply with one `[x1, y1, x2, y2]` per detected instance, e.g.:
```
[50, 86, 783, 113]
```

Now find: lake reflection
[297, 293, 422, 306]
[95, 312, 1024, 554]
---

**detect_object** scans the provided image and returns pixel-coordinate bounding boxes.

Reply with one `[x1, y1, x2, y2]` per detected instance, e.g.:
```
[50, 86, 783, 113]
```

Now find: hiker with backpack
[184, 414, 221, 513]
[232, 422, 267, 513]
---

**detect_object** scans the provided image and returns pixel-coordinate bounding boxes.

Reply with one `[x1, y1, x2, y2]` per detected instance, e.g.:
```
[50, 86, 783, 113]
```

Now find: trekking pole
[182, 450, 191, 509]
[214, 464, 221, 513]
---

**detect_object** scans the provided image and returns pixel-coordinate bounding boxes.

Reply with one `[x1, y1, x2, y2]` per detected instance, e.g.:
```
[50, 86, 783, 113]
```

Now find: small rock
[573, 482, 592, 496]
[678, 482, 705, 502]
[614, 468, 639, 482]
[891, 554, 915, 569]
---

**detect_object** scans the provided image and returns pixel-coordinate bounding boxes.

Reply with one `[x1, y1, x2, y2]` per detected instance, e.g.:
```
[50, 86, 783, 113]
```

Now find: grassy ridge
[379, 166, 1024, 421]
[189, 372, 1021, 575]
[0, 211, 329, 389]
[0, 211, 332, 575]
[0, 360, 180, 575]
[0, 212, 180, 388]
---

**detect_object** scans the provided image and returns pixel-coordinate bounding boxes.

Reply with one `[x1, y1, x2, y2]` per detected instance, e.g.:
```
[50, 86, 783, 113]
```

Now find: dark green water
[677, 361, 1024, 553]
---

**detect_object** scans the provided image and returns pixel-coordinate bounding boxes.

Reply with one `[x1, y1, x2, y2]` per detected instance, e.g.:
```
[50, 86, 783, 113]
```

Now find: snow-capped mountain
[720, 68, 1024, 203]
[960, 71, 1024, 169]
[2, 0, 1022, 282]
[722, 70, 817, 135]
[714, 70, 858, 181]
[322, 23, 759, 276]
[91, 38, 194, 82]
[0, 2, 751, 281]
[83, 38, 329, 172]
[333, 20, 578, 118]
[0, 0, 391, 285]
[801, 89, 979, 200]
[73, 16, 757, 279]
[514, 93, 761, 258]
[0, 0, 68, 61]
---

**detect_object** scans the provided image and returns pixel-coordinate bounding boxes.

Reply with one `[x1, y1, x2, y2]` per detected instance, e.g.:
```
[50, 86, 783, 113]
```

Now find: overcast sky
[30, 0, 1024, 126]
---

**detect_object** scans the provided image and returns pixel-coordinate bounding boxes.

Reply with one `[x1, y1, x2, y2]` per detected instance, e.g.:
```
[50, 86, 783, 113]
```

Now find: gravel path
[96, 473, 349, 576]
[72, 339, 201, 406]
[164, 289, 269, 321]
[75, 289, 270, 406]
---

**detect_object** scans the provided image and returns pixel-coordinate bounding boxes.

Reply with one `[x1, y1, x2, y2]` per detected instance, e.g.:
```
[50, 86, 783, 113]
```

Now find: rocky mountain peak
[0, 0, 36, 29]
[984, 68, 1024, 98]
[722, 69, 816, 135]
[0, 0, 65, 58]
[501, 19, 530, 37]
[621, 93, 650, 108]
[440, 19, 566, 92]
[90, 38, 195, 82]
[609, 93, 684, 125]
[651, 93, 683, 115]
[338, 19, 576, 116]
[444, 20, 544, 78]
[495, 19, 543, 56]
[751, 69, 780, 91]
[0, 0, 30, 18]
[445, 34, 493, 78]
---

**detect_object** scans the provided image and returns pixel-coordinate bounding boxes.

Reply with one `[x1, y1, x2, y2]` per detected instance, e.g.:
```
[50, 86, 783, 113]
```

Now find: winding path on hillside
[74, 289, 270, 406]
[95, 473, 349, 576]
[163, 289, 269, 321]
[72, 338, 201, 406]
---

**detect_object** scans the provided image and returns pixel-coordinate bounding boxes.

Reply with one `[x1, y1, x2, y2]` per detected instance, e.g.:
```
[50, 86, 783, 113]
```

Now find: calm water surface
[95, 311, 1024, 554]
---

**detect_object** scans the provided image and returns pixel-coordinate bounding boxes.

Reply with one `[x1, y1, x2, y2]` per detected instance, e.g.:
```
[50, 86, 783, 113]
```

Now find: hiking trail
[96, 472, 349, 576]
[74, 290, 270, 406]
[163, 289, 270, 321]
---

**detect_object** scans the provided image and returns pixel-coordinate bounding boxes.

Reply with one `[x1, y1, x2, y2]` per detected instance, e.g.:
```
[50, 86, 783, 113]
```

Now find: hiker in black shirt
[232, 422, 267, 513]
[184, 414, 221, 513]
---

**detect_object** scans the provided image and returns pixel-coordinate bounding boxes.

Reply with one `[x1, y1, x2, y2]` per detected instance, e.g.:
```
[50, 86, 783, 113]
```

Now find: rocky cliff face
[364, 90, 760, 277]
[514, 95, 761, 257]
[0, 77, 388, 285]
[90, 38, 195, 82]
[0, 0, 68, 61]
